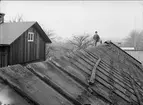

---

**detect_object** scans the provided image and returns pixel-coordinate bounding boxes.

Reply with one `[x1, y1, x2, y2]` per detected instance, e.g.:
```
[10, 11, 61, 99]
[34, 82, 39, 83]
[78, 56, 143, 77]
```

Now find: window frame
[28, 32, 34, 42]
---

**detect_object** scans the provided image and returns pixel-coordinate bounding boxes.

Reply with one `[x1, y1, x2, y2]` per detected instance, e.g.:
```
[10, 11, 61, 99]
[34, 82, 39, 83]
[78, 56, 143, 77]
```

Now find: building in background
[0, 13, 52, 67]
[113, 41, 143, 64]
[121, 47, 143, 64]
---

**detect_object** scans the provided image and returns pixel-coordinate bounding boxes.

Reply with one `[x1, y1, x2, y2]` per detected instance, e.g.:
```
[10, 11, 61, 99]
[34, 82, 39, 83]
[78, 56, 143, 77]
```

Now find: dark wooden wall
[0, 46, 9, 67]
[9, 26, 46, 65]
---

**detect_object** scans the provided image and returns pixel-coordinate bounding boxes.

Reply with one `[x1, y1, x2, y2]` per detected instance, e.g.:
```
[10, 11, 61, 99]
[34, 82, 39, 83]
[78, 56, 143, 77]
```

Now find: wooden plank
[41, 38, 45, 60]
[66, 55, 132, 103]
[33, 28, 36, 61]
[27, 31, 30, 62]
[27, 62, 105, 105]
[83, 50, 133, 88]
[129, 74, 143, 105]
[25, 32, 27, 62]
[36, 32, 39, 59]
[44, 43, 46, 61]
[18, 37, 21, 63]
[21, 35, 24, 63]
[73, 51, 134, 92]
[0, 65, 73, 105]
[16, 39, 18, 64]
[0, 47, 8, 67]
[0, 79, 31, 105]
[88, 58, 101, 85]
[31, 28, 34, 61]
[67, 51, 137, 103]
[12, 42, 15, 64]
[0, 53, 1, 67]
[32, 27, 35, 61]
[10, 44, 13, 65]
[22, 33, 25, 63]
[50, 56, 131, 104]
[30, 40, 32, 61]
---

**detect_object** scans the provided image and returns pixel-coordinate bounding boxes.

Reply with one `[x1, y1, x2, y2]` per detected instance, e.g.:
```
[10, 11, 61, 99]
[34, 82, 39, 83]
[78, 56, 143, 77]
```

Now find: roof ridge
[1, 21, 36, 24]
[0, 21, 36, 44]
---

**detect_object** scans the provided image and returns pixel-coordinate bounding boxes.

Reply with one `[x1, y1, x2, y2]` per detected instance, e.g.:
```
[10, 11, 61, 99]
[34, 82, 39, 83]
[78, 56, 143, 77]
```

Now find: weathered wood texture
[9, 26, 46, 65]
[0, 65, 73, 105]
[0, 79, 31, 105]
[0, 46, 9, 67]
[0, 42, 143, 105]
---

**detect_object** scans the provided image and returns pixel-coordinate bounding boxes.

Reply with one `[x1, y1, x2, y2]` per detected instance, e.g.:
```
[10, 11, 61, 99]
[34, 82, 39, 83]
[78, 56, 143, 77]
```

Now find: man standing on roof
[93, 31, 101, 46]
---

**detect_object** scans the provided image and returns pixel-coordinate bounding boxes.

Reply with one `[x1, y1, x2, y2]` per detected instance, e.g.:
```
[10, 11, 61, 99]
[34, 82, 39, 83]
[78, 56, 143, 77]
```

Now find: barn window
[28, 32, 34, 42]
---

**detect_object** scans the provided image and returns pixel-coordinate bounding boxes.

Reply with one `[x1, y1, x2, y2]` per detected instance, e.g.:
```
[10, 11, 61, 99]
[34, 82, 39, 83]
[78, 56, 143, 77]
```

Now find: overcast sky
[1, 1, 143, 41]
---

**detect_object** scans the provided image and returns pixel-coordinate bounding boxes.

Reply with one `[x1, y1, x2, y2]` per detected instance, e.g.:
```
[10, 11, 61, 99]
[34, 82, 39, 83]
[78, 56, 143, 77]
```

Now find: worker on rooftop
[93, 31, 101, 46]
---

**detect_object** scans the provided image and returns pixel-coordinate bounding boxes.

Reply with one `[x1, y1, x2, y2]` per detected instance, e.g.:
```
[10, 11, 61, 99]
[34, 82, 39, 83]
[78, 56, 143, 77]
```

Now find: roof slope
[0, 22, 35, 44]
[0, 22, 51, 44]
[0, 42, 143, 105]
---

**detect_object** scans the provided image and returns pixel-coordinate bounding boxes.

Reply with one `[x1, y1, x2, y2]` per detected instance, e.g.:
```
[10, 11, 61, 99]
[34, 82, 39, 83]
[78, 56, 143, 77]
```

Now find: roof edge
[104, 41, 142, 65]
[34, 22, 52, 43]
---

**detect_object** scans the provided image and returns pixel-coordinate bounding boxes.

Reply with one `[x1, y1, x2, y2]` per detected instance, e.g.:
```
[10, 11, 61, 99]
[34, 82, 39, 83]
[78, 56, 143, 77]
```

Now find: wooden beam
[129, 74, 143, 105]
[88, 57, 101, 85]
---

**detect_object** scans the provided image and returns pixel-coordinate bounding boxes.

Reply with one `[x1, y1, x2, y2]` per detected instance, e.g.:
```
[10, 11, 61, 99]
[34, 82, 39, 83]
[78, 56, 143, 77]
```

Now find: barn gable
[9, 25, 47, 65]
[0, 21, 51, 45]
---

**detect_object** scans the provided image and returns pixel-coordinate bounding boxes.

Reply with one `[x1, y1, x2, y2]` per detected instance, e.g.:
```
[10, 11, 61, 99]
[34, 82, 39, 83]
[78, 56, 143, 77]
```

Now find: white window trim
[28, 32, 34, 42]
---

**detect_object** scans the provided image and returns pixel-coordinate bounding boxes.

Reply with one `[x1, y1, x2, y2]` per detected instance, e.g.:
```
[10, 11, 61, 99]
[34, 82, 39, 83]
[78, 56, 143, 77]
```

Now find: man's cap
[95, 31, 98, 33]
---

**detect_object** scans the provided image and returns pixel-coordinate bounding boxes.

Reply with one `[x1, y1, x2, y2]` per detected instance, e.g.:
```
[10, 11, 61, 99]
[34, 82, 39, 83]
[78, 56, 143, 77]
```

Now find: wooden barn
[0, 13, 52, 67]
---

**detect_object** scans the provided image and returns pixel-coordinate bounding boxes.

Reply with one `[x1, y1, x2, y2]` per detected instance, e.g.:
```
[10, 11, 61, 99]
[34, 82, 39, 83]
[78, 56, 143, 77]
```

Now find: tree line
[123, 30, 143, 50]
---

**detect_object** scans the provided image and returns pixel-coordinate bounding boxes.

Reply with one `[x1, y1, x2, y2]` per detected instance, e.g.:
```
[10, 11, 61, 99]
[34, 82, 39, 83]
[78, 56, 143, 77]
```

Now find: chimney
[0, 13, 5, 24]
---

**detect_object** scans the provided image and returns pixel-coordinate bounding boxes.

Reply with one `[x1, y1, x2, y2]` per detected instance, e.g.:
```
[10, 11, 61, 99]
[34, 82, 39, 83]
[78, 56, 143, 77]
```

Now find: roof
[0, 22, 51, 44]
[0, 42, 143, 105]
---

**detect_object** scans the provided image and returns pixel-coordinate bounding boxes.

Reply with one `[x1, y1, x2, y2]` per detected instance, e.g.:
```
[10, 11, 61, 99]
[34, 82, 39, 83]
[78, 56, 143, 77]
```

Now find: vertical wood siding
[9, 26, 46, 65]
[0, 46, 9, 67]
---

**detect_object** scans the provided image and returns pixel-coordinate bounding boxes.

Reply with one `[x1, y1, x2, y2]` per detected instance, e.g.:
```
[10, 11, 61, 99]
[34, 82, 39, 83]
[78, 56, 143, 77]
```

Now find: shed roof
[0, 21, 51, 44]
[0, 42, 143, 105]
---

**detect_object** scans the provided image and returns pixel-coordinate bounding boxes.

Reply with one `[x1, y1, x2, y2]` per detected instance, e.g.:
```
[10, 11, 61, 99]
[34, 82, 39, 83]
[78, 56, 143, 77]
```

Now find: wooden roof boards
[0, 41, 143, 105]
[0, 65, 73, 105]
[0, 79, 31, 105]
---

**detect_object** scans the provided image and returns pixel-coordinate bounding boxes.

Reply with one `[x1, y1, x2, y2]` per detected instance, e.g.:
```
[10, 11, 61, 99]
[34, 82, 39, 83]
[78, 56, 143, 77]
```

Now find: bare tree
[38, 24, 56, 59]
[43, 29, 56, 41]
[61, 46, 74, 55]
[45, 30, 57, 59]
[68, 34, 94, 51]
[9, 14, 24, 22]
[46, 45, 58, 59]
[42, 27, 60, 59]
[124, 30, 143, 50]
